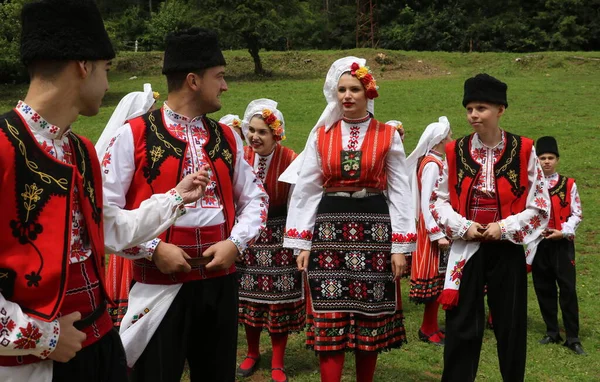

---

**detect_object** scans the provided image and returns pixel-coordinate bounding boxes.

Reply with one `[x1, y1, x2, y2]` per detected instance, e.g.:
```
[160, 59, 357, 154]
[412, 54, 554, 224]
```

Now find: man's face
[196, 65, 227, 114]
[465, 101, 504, 133]
[79, 60, 111, 117]
[538, 153, 559, 176]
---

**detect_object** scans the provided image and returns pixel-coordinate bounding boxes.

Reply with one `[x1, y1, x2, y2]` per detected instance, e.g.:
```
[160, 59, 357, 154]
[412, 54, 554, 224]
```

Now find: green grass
[1, 49, 598, 381]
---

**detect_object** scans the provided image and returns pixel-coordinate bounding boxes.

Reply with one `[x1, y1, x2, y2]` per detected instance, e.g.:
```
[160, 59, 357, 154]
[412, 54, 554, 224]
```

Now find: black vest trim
[70, 133, 102, 224]
[549, 174, 569, 208]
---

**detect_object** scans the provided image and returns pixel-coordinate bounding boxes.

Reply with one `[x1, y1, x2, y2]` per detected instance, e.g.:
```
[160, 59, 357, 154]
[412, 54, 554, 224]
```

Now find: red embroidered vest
[0, 110, 106, 322]
[124, 108, 238, 284]
[446, 132, 533, 220]
[317, 119, 395, 190]
[243, 144, 296, 217]
[548, 175, 574, 230]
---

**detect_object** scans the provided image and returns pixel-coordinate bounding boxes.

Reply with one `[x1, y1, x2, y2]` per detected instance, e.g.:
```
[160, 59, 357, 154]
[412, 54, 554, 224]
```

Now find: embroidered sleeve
[420, 162, 445, 241]
[102, 124, 184, 257]
[229, 132, 269, 253]
[386, 133, 417, 254]
[430, 160, 473, 240]
[0, 294, 59, 358]
[283, 131, 323, 251]
[561, 182, 582, 239]
[498, 148, 550, 244]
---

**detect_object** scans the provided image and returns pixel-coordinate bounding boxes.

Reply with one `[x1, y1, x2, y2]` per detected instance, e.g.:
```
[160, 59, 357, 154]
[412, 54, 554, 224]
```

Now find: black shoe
[418, 329, 444, 346]
[539, 334, 563, 345]
[564, 341, 587, 355]
[237, 355, 261, 377]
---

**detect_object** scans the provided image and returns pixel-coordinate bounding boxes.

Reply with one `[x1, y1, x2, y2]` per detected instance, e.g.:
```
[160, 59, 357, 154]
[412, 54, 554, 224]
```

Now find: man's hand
[464, 222, 484, 241]
[47, 312, 87, 363]
[391, 253, 407, 281]
[297, 250, 310, 271]
[482, 222, 502, 241]
[153, 241, 192, 274]
[544, 228, 563, 240]
[436, 237, 450, 251]
[174, 166, 211, 204]
[203, 240, 238, 271]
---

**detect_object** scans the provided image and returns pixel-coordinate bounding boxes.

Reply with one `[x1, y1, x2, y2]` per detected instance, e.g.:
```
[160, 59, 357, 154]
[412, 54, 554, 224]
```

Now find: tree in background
[0, 0, 28, 83]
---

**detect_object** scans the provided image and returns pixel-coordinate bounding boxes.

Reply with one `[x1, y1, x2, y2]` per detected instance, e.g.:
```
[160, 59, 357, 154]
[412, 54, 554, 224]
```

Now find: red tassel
[437, 289, 459, 310]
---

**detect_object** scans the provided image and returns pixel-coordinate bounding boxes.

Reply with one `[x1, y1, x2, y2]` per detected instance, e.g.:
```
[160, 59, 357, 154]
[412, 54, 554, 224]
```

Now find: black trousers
[532, 238, 579, 343]
[129, 274, 239, 382]
[442, 242, 527, 382]
[53, 329, 127, 382]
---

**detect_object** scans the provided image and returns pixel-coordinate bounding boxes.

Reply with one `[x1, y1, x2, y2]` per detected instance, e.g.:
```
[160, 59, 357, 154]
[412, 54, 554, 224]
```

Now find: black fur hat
[463, 73, 508, 108]
[536, 136, 560, 157]
[20, 0, 115, 66]
[162, 28, 226, 75]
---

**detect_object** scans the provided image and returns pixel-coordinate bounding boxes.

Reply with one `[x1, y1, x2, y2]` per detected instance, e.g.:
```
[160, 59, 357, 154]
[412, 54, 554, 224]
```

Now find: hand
[482, 222, 502, 241]
[174, 166, 211, 204]
[203, 240, 239, 271]
[297, 250, 310, 271]
[464, 222, 484, 241]
[544, 228, 563, 240]
[152, 242, 192, 274]
[391, 253, 407, 281]
[48, 312, 87, 363]
[436, 237, 450, 251]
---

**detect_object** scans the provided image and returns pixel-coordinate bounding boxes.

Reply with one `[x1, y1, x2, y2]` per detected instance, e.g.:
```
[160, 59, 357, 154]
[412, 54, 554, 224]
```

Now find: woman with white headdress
[236, 99, 302, 382]
[219, 113, 244, 141]
[283, 57, 416, 382]
[406, 117, 453, 346]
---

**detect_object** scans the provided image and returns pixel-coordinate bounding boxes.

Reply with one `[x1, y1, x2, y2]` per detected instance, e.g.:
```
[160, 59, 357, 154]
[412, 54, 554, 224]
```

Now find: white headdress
[386, 120, 404, 141]
[279, 56, 375, 184]
[219, 114, 242, 128]
[242, 98, 286, 142]
[95, 83, 156, 156]
[407, 116, 451, 218]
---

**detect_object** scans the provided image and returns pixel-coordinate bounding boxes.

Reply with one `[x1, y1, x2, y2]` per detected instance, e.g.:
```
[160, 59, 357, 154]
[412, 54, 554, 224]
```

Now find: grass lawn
[1, 49, 598, 381]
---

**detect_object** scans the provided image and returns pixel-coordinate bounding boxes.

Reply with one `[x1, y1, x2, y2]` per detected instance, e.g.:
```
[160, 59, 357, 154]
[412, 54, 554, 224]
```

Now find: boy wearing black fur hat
[102, 28, 268, 382]
[430, 73, 551, 381]
[0, 1, 209, 381]
[530, 136, 585, 355]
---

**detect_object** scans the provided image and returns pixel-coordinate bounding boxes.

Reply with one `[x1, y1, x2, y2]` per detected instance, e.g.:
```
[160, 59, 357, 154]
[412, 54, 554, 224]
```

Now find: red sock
[355, 351, 378, 382]
[240, 325, 261, 370]
[271, 333, 288, 382]
[319, 352, 345, 382]
[421, 301, 443, 343]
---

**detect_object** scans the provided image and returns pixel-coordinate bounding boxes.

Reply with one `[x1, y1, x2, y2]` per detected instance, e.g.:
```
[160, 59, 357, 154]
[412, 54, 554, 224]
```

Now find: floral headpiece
[231, 118, 242, 129]
[350, 62, 379, 99]
[262, 109, 286, 141]
[152, 91, 160, 100]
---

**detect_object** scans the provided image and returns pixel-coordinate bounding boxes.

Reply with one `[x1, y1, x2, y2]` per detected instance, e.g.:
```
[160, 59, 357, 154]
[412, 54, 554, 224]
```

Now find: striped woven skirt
[409, 215, 445, 304]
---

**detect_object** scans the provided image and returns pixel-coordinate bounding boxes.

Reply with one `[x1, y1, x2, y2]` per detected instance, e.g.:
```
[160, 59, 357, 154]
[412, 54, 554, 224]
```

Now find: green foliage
[0, 0, 29, 83]
[143, 0, 200, 50]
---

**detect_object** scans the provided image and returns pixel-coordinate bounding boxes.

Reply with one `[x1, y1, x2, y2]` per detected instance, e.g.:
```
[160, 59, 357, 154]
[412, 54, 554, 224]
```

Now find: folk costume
[102, 29, 268, 382]
[529, 136, 584, 352]
[430, 74, 551, 382]
[406, 117, 451, 345]
[0, 1, 124, 381]
[237, 99, 303, 382]
[283, 57, 416, 382]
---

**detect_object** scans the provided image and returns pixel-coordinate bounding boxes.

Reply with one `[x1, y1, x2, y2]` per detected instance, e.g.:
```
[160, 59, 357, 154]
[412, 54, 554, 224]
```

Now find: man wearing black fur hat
[430, 73, 551, 381]
[0, 1, 210, 381]
[529, 136, 585, 355]
[102, 28, 268, 381]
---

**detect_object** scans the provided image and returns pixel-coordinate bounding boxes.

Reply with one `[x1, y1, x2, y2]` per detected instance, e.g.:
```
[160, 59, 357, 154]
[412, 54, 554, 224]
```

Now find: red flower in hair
[350, 62, 360, 74]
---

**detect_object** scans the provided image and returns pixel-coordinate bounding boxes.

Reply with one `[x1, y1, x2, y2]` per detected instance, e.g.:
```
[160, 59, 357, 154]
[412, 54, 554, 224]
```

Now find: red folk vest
[548, 175, 574, 230]
[317, 119, 395, 190]
[243, 144, 296, 216]
[124, 108, 238, 284]
[445, 132, 533, 220]
[0, 110, 106, 321]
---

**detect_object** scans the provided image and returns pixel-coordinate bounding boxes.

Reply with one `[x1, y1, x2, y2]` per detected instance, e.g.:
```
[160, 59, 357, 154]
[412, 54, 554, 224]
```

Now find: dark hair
[166, 69, 206, 93]
[27, 60, 70, 79]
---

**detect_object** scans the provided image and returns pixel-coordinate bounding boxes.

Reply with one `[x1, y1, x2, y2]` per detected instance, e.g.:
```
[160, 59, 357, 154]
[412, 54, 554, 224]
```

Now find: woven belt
[324, 187, 382, 198]
[73, 300, 107, 330]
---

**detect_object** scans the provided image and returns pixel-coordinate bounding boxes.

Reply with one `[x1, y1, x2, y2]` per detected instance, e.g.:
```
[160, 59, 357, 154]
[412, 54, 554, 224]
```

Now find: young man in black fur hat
[102, 28, 268, 382]
[0, 1, 209, 380]
[529, 136, 585, 355]
[430, 73, 551, 381]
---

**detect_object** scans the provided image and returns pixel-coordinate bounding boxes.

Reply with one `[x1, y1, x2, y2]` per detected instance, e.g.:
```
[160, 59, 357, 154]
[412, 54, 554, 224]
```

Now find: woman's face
[247, 116, 276, 156]
[337, 73, 368, 119]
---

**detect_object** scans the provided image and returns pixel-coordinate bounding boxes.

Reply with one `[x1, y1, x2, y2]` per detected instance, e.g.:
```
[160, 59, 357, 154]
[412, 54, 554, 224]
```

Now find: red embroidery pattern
[285, 228, 313, 241]
[347, 126, 360, 150]
[427, 226, 441, 235]
[529, 215, 542, 229]
[0, 308, 16, 347]
[450, 259, 466, 282]
[391, 232, 417, 243]
[13, 323, 42, 350]
[256, 156, 268, 181]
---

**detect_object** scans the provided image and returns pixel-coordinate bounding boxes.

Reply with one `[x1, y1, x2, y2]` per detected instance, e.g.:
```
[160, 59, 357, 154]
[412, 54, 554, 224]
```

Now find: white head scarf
[219, 114, 243, 139]
[386, 120, 404, 142]
[407, 116, 451, 218]
[279, 56, 375, 184]
[242, 98, 285, 142]
[95, 83, 156, 156]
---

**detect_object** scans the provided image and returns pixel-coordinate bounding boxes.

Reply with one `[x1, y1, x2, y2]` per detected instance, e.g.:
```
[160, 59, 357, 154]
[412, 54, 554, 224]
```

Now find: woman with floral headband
[236, 99, 302, 382]
[219, 113, 245, 142]
[283, 57, 416, 382]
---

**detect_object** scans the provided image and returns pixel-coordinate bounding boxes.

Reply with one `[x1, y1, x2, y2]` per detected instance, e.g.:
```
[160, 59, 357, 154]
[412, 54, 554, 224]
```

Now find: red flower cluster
[350, 62, 379, 99]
